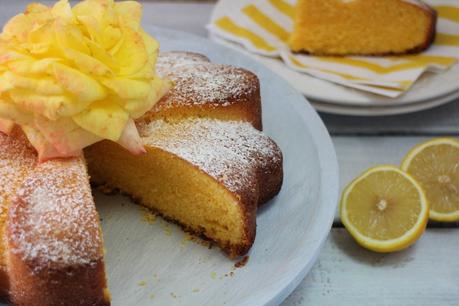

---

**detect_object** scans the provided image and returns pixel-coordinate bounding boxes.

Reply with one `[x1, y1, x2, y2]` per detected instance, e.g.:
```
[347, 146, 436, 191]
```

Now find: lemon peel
[340, 165, 429, 253]
[402, 138, 459, 222]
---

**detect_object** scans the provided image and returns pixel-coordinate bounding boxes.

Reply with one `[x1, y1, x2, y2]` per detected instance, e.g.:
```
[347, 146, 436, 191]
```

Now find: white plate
[311, 88, 459, 116]
[86, 27, 339, 306]
[210, 0, 459, 110]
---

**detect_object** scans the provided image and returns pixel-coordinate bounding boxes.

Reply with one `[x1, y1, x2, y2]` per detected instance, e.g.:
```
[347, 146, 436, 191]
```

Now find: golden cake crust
[401, 0, 437, 55]
[0, 130, 36, 300]
[1, 134, 109, 306]
[144, 54, 262, 130]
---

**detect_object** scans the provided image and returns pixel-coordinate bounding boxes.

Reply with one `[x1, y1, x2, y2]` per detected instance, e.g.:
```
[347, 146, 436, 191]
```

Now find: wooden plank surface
[333, 136, 459, 225]
[334, 136, 431, 191]
[282, 228, 459, 306]
[322, 101, 459, 136]
[333, 136, 427, 223]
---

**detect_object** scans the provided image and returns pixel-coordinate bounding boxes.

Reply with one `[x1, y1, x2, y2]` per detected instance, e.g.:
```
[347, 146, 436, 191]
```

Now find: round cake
[0, 51, 284, 305]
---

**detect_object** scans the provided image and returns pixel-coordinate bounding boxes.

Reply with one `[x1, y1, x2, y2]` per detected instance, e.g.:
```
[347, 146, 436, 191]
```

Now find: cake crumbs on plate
[180, 233, 192, 247]
[192, 288, 200, 293]
[137, 280, 147, 287]
[184, 232, 213, 248]
[210, 272, 217, 279]
[149, 293, 155, 299]
[170, 292, 177, 298]
[234, 255, 249, 268]
[140, 207, 157, 224]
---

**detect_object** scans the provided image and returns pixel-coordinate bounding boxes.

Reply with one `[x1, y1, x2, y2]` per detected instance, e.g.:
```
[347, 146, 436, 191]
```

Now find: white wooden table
[3, 1, 459, 305]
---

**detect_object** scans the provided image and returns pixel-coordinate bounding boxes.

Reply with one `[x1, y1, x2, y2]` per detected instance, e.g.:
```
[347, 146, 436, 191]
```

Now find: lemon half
[402, 138, 459, 222]
[340, 165, 429, 252]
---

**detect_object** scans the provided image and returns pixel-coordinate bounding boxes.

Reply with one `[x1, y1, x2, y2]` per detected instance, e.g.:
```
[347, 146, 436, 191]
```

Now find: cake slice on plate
[85, 118, 283, 258]
[0, 130, 110, 306]
[0, 129, 36, 299]
[289, 0, 437, 55]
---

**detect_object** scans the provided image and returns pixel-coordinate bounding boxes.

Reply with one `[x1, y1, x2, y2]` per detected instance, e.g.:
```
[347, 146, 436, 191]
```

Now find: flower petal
[0, 118, 14, 134]
[73, 100, 128, 141]
[112, 27, 148, 76]
[7, 58, 58, 75]
[34, 116, 100, 157]
[52, 62, 106, 103]
[21, 125, 62, 162]
[117, 118, 145, 155]
[0, 101, 33, 125]
[65, 48, 113, 77]
[102, 78, 150, 100]
[5, 71, 63, 95]
[8, 89, 75, 120]
[115, 1, 142, 29]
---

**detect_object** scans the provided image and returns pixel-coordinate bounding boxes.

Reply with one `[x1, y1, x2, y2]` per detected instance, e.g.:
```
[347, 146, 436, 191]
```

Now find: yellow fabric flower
[0, 0, 169, 161]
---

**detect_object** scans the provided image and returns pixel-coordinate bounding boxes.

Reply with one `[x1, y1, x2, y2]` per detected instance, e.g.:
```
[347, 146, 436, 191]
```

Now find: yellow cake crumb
[140, 207, 157, 224]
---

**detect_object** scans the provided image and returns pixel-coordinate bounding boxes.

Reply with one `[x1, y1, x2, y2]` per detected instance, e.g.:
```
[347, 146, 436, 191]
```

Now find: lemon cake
[143, 55, 262, 130]
[86, 119, 283, 257]
[0, 129, 36, 300]
[289, 0, 437, 55]
[0, 51, 283, 304]
[0, 130, 109, 306]
[85, 52, 281, 257]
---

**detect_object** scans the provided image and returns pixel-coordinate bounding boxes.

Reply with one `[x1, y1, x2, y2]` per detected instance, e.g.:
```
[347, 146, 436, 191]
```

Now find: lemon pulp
[341, 166, 429, 252]
[402, 138, 459, 221]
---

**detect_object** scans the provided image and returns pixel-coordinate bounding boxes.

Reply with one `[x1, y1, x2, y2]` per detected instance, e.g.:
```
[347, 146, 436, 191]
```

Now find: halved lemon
[340, 165, 429, 253]
[401, 138, 459, 222]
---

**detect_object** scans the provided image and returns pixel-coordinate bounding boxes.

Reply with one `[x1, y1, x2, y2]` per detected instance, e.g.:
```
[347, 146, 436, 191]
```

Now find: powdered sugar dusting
[160, 63, 258, 108]
[139, 118, 281, 194]
[9, 157, 102, 271]
[0, 132, 36, 203]
[0, 131, 36, 266]
[156, 51, 210, 77]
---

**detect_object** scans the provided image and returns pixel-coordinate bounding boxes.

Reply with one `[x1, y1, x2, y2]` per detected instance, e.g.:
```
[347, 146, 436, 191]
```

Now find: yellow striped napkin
[208, 0, 459, 97]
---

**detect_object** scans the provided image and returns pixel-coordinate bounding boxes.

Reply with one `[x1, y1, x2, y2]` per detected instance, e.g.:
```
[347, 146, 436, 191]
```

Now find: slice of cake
[0, 129, 36, 299]
[289, 0, 437, 55]
[144, 61, 262, 130]
[86, 52, 281, 258]
[85, 119, 283, 257]
[0, 130, 110, 306]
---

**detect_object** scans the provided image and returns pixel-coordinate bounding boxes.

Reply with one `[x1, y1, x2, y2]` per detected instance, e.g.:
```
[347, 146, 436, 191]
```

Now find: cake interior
[289, 0, 434, 55]
[144, 104, 261, 131]
[85, 141, 250, 257]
